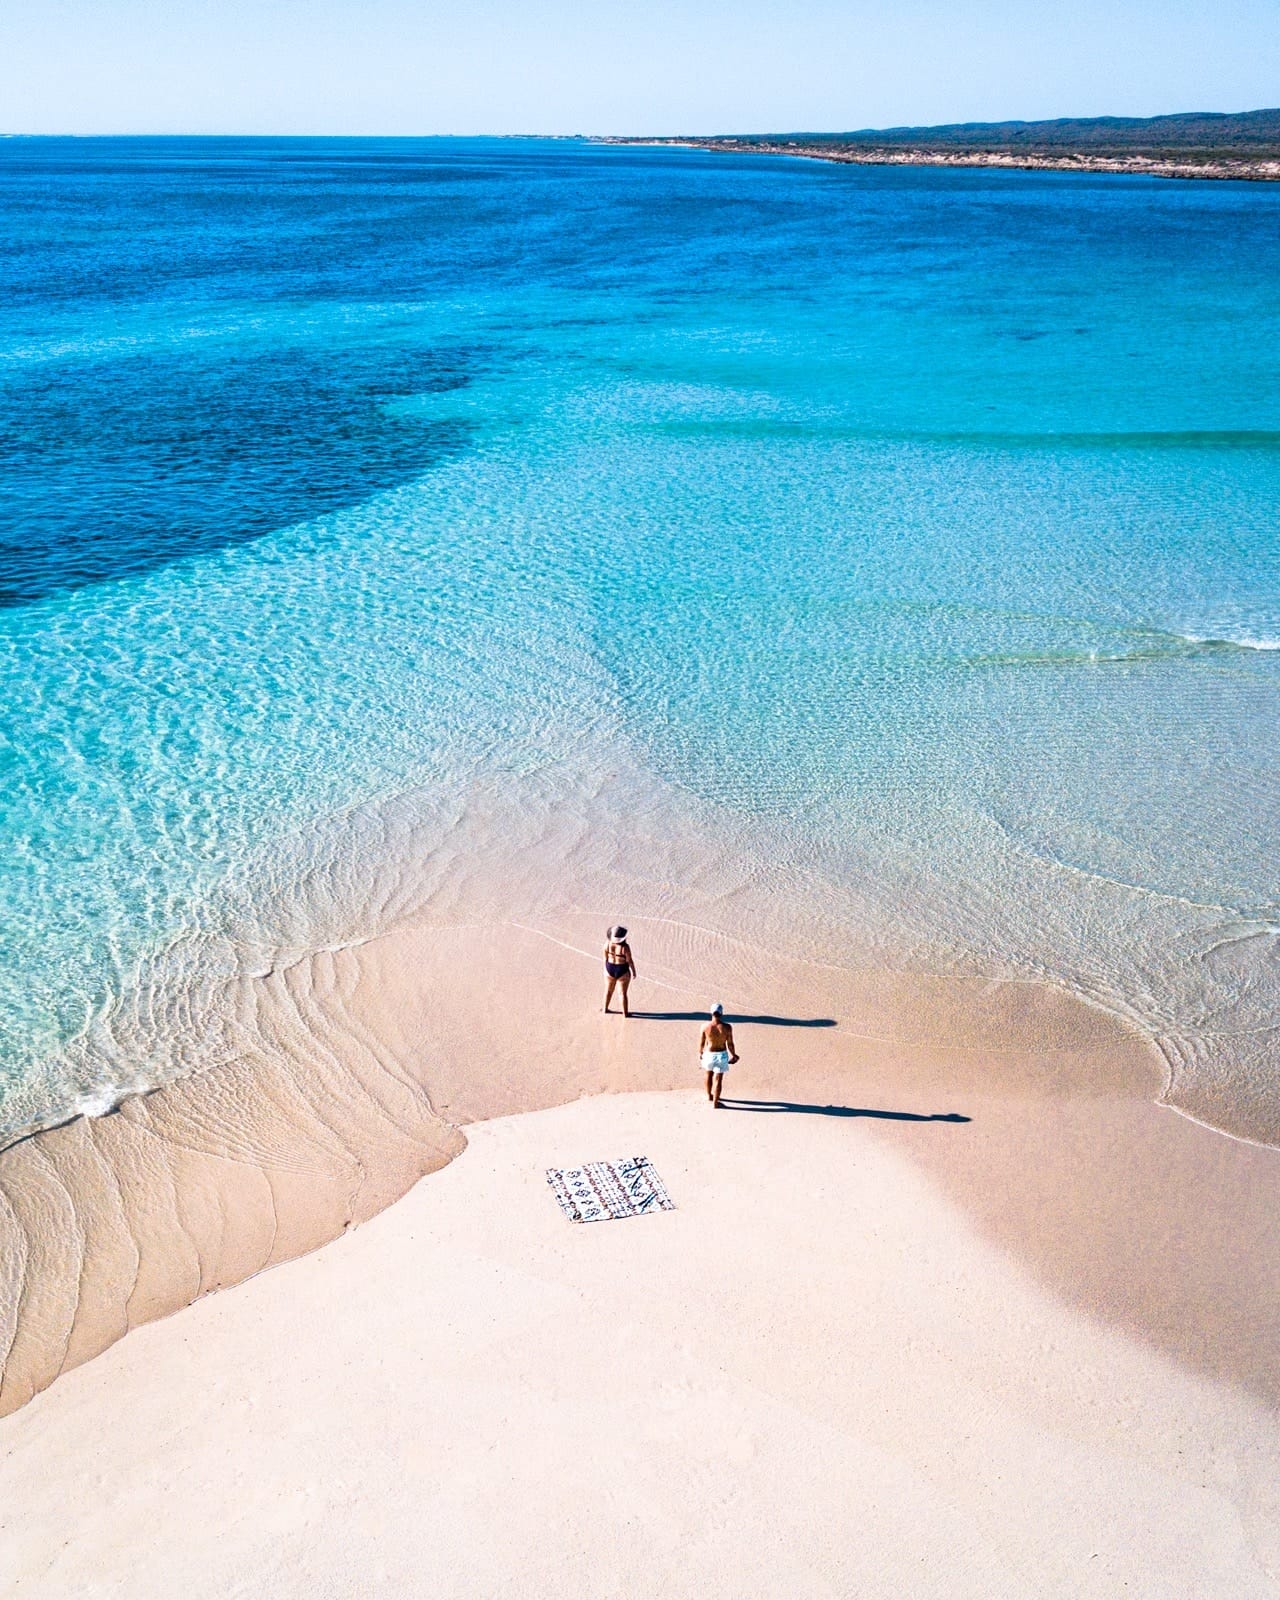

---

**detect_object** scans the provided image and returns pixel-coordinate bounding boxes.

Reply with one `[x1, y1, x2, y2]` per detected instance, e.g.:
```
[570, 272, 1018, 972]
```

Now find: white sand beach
[3, 1086, 1278, 1598]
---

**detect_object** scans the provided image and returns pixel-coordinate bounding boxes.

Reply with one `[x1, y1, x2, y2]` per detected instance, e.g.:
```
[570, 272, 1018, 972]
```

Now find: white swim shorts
[701, 1050, 731, 1074]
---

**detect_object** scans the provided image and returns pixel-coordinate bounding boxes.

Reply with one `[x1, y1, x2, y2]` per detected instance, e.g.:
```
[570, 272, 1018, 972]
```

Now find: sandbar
[2, 1085, 1278, 1596]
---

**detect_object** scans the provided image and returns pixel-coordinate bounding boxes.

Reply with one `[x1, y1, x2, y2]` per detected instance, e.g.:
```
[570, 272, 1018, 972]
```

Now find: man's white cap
[710, 1002, 723, 1015]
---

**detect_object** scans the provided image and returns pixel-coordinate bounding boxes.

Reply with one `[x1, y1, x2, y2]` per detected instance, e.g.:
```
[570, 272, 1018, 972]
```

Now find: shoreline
[3, 897, 1279, 1422]
[597, 137, 1280, 182]
[2, 742, 1278, 1424]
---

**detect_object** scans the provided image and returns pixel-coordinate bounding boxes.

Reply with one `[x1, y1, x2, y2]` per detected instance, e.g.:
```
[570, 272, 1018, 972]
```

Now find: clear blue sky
[5, 0, 1278, 135]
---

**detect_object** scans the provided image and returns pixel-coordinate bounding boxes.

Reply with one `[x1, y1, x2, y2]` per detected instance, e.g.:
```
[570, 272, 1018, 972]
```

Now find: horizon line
[3, 107, 1277, 141]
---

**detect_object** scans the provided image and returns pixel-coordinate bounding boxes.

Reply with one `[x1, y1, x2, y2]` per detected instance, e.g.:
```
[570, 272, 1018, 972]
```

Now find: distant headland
[599, 108, 1280, 181]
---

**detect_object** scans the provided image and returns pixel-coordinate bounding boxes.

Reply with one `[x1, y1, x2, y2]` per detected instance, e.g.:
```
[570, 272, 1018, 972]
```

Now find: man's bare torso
[701, 1020, 733, 1053]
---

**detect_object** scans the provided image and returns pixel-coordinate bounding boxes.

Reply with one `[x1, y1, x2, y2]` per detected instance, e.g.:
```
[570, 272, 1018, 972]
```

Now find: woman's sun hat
[610, 925, 628, 939]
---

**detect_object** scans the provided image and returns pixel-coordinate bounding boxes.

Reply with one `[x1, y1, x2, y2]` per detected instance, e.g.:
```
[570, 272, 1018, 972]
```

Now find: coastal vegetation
[603, 107, 1280, 179]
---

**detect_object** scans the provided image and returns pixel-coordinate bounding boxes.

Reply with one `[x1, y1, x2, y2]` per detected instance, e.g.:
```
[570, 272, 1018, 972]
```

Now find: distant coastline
[598, 108, 1280, 181]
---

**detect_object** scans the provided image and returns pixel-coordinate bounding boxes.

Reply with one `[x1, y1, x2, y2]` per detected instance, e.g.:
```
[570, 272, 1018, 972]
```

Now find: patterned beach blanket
[546, 1156, 676, 1224]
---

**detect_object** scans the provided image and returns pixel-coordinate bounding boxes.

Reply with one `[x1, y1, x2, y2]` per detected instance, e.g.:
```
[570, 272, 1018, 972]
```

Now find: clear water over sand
[2, 138, 1278, 1141]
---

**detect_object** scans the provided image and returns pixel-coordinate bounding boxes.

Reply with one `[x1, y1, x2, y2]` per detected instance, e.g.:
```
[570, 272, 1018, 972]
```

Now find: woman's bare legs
[618, 975, 631, 1018]
[604, 975, 618, 1013]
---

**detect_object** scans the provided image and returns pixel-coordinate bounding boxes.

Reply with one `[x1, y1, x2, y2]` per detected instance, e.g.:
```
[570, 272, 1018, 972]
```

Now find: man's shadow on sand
[626, 1014, 969, 1122]
[719, 1100, 971, 1123]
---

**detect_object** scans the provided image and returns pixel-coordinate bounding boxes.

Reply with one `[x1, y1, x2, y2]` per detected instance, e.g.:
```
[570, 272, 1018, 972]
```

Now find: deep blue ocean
[2, 137, 1278, 1139]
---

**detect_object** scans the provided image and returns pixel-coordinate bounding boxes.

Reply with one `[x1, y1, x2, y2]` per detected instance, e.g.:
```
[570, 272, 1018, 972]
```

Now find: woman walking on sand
[699, 1004, 739, 1108]
[603, 925, 637, 1016]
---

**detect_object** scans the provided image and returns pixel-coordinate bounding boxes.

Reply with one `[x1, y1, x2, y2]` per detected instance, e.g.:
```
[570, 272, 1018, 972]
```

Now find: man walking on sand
[699, 1004, 738, 1108]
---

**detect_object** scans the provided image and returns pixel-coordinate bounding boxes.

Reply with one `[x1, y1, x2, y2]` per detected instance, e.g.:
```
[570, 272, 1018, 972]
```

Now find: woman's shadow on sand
[629, 1011, 838, 1028]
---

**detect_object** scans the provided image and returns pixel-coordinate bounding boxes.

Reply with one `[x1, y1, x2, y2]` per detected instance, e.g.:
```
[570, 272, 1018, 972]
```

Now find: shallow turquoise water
[2, 139, 1278, 1137]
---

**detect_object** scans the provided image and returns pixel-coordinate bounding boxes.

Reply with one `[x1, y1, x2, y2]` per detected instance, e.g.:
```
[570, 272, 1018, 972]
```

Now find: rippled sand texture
[0, 946, 464, 1414]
